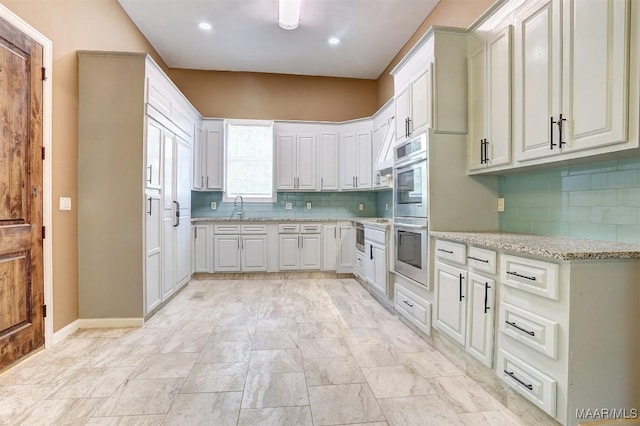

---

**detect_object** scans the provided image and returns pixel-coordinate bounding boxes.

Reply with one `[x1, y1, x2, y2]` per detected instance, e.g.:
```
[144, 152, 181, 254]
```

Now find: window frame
[222, 119, 276, 203]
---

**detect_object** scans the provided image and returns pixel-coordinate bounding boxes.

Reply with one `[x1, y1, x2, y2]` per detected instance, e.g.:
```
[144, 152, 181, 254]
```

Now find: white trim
[77, 318, 145, 329]
[52, 320, 79, 345]
[0, 5, 54, 349]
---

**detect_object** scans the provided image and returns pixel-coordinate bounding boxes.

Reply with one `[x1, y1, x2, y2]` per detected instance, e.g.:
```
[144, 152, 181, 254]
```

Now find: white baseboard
[52, 319, 80, 345]
[77, 318, 144, 329]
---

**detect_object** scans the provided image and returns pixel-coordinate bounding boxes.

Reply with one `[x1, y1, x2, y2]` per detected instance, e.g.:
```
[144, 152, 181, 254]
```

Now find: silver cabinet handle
[301, 236, 304, 248]
[206, 176, 209, 187]
[148, 197, 152, 216]
[321, 177, 324, 189]
[194, 227, 198, 239]
[237, 237, 240, 250]
[147, 165, 153, 183]
[200, 176, 203, 187]
[173, 201, 180, 227]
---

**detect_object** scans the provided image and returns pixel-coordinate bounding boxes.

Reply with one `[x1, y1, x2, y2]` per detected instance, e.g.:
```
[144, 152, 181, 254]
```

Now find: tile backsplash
[499, 157, 640, 243]
[192, 190, 392, 219]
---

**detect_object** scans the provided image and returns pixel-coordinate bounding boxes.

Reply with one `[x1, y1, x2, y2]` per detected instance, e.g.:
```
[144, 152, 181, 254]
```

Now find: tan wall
[376, 0, 496, 107]
[2, 0, 167, 332]
[169, 69, 378, 121]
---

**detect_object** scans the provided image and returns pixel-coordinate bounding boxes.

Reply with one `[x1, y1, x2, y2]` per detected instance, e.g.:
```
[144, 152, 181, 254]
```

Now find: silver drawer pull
[506, 271, 536, 281]
[438, 248, 453, 254]
[505, 320, 535, 336]
[403, 300, 414, 308]
[467, 256, 489, 263]
[504, 370, 533, 391]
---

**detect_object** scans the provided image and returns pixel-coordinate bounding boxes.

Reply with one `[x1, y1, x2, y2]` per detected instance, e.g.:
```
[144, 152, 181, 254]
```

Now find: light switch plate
[359, 203, 364, 211]
[210, 202, 217, 210]
[306, 202, 312, 210]
[285, 202, 293, 210]
[498, 198, 505, 212]
[59, 197, 72, 211]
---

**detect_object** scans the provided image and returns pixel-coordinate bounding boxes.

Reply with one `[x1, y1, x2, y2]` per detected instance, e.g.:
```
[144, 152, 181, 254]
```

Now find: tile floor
[0, 278, 526, 425]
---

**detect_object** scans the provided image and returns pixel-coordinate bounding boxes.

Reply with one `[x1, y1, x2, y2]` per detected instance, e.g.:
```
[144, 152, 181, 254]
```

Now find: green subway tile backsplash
[192, 191, 391, 219]
[499, 158, 640, 244]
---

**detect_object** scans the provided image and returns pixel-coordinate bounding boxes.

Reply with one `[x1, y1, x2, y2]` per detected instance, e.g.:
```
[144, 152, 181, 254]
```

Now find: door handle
[407, 118, 412, 136]
[550, 116, 557, 149]
[483, 282, 491, 314]
[557, 113, 567, 148]
[147, 165, 152, 183]
[148, 197, 152, 216]
[370, 244, 373, 260]
[173, 201, 180, 227]
[459, 273, 464, 302]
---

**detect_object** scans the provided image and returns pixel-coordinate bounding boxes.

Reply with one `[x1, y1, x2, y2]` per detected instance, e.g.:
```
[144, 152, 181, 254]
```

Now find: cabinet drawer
[500, 255, 559, 300]
[499, 302, 558, 359]
[278, 224, 300, 233]
[300, 223, 321, 234]
[497, 349, 557, 417]
[241, 224, 267, 234]
[394, 280, 432, 336]
[214, 224, 241, 234]
[435, 240, 466, 265]
[467, 246, 496, 275]
[364, 227, 386, 245]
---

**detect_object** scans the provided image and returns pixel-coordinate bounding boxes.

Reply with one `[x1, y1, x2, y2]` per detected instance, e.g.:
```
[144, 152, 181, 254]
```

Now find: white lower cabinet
[145, 193, 162, 313]
[434, 239, 496, 367]
[322, 223, 354, 273]
[241, 235, 269, 271]
[278, 223, 322, 270]
[394, 274, 432, 336]
[192, 224, 211, 273]
[213, 224, 268, 272]
[363, 225, 390, 298]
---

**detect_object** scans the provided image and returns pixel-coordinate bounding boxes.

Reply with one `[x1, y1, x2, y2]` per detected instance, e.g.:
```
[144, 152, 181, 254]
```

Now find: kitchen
[0, 0, 639, 425]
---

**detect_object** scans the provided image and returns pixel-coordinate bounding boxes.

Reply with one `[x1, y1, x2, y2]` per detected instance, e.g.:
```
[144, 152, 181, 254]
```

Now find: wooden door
[0, 17, 44, 370]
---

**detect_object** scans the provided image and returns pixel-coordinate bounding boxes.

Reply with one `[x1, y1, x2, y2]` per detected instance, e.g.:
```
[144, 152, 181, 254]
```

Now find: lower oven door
[394, 224, 428, 287]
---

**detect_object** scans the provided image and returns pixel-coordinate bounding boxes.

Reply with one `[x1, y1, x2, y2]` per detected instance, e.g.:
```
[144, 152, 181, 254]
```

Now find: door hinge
[41, 67, 47, 81]
[42, 146, 45, 160]
[43, 304, 47, 317]
[42, 226, 46, 239]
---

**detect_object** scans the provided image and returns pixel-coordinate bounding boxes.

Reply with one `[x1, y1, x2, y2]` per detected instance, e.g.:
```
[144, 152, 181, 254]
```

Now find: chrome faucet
[233, 195, 244, 219]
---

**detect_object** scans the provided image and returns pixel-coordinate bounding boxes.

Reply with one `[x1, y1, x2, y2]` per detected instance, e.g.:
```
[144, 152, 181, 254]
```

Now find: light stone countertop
[191, 217, 392, 228]
[430, 231, 640, 261]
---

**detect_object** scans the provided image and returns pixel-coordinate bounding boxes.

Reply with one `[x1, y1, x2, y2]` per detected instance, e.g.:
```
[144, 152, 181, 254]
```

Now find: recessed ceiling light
[328, 37, 340, 45]
[198, 22, 212, 31]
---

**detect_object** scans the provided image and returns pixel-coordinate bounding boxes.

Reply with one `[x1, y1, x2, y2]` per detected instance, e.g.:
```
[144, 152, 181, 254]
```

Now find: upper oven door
[394, 160, 428, 218]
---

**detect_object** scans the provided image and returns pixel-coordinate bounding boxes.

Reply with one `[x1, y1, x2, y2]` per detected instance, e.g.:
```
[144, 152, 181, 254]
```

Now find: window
[224, 120, 275, 202]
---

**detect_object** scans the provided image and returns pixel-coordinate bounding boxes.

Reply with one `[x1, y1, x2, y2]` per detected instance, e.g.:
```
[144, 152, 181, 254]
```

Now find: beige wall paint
[376, 0, 496, 107]
[169, 69, 378, 121]
[2, 0, 168, 332]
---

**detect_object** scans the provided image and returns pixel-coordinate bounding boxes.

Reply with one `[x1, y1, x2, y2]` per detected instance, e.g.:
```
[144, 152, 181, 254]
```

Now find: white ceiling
[117, 0, 440, 79]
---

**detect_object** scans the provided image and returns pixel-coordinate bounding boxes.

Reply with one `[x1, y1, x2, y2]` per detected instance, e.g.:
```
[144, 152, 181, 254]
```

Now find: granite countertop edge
[191, 217, 392, 228]
[430, 231, 640, 261]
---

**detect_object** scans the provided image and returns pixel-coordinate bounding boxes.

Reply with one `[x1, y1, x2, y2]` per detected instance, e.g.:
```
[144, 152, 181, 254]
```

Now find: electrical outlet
[359, 203, 364, 211]
[385, 203, 389, 211]
[306, 202, 312, 210]
[285, 202, 293, 210]
[498, 198, 505, 212]
[59, 197, 72, 211]
[210, 202, 217, 210]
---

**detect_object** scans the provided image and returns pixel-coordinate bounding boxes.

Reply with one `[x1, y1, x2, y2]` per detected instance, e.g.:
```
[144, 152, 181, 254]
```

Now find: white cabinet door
[318, 131, 339, 191]
[276, 133, 296, 190]
[300, 234, 321, 270]
[372, 244, 387, 296]
[162, 131, 174, 212]
[205, 125, 223, 190]
[146, 119, 162, 189]
[514, 0, 562, 162]
[337, 224, 354, 273]
[561, 0, 629, 153]
[466, 272, 495, 368]
[355, 131, 372, 189]
[339, 133, 357, 189]
[410, 67, 432, 136]
[242, 235, 268, 272]
[176, 136, 192, 211]
[192, 125, 204, 189]
[161, 217, 176, 299]
[395, 88, 410, 142]
[435, 261, 467, 346]
[175, 214, 191, 288]
[297, 133, 316, 190]
[468, 43, 487, 171]
[322, 224, 338, 271]
[193, 224, 209, 273]
[145, 194, 162, 314]
[214, 235, 241, 271]
[364, 243, 375, 286]
[278, 234, 300, 270]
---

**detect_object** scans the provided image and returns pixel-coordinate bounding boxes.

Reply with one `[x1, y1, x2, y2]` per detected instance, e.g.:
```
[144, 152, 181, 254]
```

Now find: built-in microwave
[393, 132, 428, 218]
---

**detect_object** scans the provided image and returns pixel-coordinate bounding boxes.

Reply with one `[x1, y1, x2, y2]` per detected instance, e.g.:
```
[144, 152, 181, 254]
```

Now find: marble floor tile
[0, 384, 60, 423]
[458, 410, 526, 425]
[95, 378, 184, 416]
[251, 330, 299, 350]
[216, 312, 259, 326]
[402, 350, 464, 378]
[258, 304, 295, 319]
[13, 396, 107, 425]
[297, 321, 344, 339]
[434, 375, 504, 413]
[248, 349, 304, 373]
[300, 338, 352, 358]
[303, 356, 366, 386]
[341, 327, 389, 346]
[48, 366, 135, 399]
[88, 343, 160, 368]
[295, 311, 340, 323]
[163, 391, 242, 426]
[75, 328, 135, 339]
[129, 353, 198, 379]
[209, 325, 255, 342]
[180, 362, 247, 393]
[379, 394, 464, 426]
[350, 344, 405, 368]
[117, 328, 175, 346]
[237, 406, 313, 426]
[242, 373, 309, 408]
[197, 341, 252, 363]
[307, 383, 385, 425]
[255, 317, 299, 331]
[85, 414, 166, 425]
[362, 365, 434, 398]
[176, 319, 217, 335]
[160, 332, 209, 353]
[50, 337, 116, 358]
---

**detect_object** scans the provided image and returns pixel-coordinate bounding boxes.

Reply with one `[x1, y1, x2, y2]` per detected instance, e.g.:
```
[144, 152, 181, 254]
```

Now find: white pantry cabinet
[513, 0, 630, 162]
[467, 26, 512, 172]
[78, 51, 197, 321]
[339, 121, 372, 190]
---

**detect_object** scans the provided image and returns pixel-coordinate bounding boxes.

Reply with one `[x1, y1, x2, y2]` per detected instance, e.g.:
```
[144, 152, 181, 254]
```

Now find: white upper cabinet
[467, 26, 513, 172]
[275, 125, 317, 191]
[146, 119, 163, 189]
[394, 66, 432, 142]
[318, 127, 339, 191]
[513, 0, 631, 162]
[372, 101, 394, 188]
[340, 121, 372, 190]
[193, 119, 224, 191]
